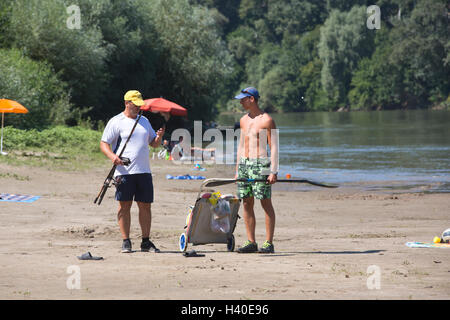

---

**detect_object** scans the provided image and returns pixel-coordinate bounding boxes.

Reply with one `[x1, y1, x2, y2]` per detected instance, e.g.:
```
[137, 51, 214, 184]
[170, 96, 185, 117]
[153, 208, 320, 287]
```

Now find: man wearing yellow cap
[100, 90, 165, 253]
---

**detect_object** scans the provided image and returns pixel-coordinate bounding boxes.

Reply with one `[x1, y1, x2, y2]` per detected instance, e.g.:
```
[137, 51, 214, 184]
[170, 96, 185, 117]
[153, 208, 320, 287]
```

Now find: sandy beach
[0, 158, 449, 300]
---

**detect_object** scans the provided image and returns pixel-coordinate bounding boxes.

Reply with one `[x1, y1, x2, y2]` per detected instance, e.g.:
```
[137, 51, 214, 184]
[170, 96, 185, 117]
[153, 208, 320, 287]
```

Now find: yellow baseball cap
[124, 90, 145, 106]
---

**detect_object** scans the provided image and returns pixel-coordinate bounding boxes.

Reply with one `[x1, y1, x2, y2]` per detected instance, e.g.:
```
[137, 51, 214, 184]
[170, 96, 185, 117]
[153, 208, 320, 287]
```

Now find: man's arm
[267, 117, 278, 184]
[235, 118, 245, 179]
[150, 126, 165, 148]
[100, 141, 124, 165]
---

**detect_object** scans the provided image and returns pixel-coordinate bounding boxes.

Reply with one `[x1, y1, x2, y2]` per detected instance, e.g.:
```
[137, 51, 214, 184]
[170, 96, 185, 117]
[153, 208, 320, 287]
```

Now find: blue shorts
[115, 173, 154, 203]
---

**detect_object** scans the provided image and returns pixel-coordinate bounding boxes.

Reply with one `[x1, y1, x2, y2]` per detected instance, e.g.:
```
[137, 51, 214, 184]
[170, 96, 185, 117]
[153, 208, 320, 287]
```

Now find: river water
[216, 110, 450, 193]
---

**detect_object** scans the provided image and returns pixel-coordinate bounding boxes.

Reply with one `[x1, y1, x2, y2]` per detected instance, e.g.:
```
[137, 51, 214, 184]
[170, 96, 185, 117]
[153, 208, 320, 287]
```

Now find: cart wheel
[179, 233, 187, 252]
[227, 235, 235, 252]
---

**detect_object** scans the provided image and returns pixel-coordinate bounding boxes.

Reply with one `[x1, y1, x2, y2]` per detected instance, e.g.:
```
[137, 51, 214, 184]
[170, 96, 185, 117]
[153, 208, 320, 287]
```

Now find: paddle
[202, 178, 338, 188]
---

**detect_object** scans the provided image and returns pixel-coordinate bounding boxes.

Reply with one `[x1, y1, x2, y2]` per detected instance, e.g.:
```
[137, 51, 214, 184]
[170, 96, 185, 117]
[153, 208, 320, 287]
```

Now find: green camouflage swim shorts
[237, 157, 271, 199]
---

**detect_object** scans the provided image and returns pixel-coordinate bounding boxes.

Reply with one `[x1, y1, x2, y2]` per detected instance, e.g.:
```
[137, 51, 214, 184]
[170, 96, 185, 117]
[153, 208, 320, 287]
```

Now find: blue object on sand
[166, 174, 206, 180]
[193, 164, 206, 171]
[0, 193, 40, 203]
[405, 242, 450, 248]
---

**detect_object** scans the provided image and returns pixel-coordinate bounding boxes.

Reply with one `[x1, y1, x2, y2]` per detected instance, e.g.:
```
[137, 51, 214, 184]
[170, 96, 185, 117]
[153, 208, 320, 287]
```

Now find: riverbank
[0, 159, 449, 299]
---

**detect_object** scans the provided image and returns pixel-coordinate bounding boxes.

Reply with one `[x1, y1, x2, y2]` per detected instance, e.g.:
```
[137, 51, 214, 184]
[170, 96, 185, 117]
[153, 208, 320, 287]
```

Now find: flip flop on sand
[183, 250, 205, 257]
[77, 252, 103, 260]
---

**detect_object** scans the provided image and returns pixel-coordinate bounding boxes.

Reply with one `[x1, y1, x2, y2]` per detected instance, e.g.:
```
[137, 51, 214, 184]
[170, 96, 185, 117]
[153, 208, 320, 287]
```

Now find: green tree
[350, 0, 449, 110]
[318, 5, 375, 108]
[376, 0, 417, 24]
[188, 0, 242, 34]
[145, 0, 234, 121]
[300, 58, 330, 111]
[286, 26, 329, 111]
[267, 0, 327, 40]
[7, 0, 110, 115]
[90, 0, 160, 120]
[239, 0, 268, 23]
[325, 0, 372, 12]
[227, 25, 259, 66]
[388, 0, 449, 107]
[0, 0, 13, 49]
[0, 48, 72, 129]
[348, 27, 404, 110]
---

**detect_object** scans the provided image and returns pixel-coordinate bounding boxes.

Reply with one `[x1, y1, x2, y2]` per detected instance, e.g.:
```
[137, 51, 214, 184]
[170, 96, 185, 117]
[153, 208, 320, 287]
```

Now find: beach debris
[77, 252, 103, 260]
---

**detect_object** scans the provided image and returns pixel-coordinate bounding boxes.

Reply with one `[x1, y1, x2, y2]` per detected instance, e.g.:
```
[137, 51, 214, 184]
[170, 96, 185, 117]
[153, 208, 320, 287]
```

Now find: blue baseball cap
[234, 87, 260, 100]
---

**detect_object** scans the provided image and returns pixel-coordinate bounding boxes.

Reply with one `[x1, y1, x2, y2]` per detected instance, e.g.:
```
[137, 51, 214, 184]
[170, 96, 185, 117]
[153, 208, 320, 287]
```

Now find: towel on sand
[0, 193, 40, 203]
[166, 174, 205, 180]
[405, 242, 450, 248]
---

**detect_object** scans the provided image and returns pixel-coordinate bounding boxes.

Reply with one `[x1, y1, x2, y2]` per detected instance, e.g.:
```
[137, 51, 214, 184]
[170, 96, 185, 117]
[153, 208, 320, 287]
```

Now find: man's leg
[260, 198, 276, 243]
[136, 201, 160, 252]
[136, 201, 151, 238]
[237, 196, 259, 253]
[242, 197, 256, 243]
[237, 159, 258, 253]
[118, 201, 133, 239]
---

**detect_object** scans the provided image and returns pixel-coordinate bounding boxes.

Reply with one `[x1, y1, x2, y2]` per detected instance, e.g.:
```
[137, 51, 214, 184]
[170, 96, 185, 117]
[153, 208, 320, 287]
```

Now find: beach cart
[179, 179, 241, 252]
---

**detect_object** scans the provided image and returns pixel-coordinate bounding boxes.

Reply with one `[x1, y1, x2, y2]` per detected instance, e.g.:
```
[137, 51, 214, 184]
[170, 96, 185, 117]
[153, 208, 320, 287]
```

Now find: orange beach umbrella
[0, 99, 29, 155]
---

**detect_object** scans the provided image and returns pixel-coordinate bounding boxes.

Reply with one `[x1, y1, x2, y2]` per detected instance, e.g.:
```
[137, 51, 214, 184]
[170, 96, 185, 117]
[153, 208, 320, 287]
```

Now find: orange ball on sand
[286, 174, 291, 179]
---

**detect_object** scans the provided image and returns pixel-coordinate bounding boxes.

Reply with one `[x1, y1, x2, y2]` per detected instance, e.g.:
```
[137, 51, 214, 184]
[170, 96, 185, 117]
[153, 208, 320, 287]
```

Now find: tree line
[0, 0, 448, 129]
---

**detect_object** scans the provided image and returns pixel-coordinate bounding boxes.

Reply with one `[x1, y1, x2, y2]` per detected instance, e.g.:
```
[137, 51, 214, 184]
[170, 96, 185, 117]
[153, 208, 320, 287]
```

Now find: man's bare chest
[242, 116, 267, 137]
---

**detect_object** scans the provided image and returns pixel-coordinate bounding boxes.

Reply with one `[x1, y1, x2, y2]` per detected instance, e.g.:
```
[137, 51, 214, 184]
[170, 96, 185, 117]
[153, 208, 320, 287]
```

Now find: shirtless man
[234, 87, 278, 253]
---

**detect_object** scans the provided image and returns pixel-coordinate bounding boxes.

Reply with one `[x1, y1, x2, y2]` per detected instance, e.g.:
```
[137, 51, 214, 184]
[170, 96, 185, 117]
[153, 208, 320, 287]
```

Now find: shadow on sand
[151, 249, 386, 257]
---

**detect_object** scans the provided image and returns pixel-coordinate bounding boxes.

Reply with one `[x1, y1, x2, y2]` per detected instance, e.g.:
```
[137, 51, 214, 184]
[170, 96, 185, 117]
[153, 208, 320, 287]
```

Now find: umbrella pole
[1, 112, 5, 155]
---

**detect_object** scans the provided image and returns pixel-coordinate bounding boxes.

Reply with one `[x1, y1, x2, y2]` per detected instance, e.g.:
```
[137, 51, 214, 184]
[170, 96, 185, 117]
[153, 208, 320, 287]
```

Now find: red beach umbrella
[143, 98, 187, 117]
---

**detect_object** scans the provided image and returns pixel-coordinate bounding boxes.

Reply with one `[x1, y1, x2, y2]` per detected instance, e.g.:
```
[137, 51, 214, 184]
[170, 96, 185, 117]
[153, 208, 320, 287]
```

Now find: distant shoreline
[218, 105, 450, 118]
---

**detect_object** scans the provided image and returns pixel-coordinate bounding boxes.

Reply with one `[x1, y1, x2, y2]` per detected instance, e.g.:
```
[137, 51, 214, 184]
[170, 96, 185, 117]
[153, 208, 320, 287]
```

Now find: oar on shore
[202, 178, 338, 188]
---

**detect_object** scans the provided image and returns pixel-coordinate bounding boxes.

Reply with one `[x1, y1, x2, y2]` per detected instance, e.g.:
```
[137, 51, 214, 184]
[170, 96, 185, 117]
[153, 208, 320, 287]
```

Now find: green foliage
[145, 0, 234, 120]
[188, 0, 242, 34]
[325, 0, 372, 12]
[0, 48, 72, 129]
[349, 0, 449, 110]
[0, 0, 448, 125]
[3, 0, 234, 127]
[239, 0, 268, 23]
[8, 0, 110, 114]
[0, 126, 104, 170]
[299, 58, 330, 111]
[348, 28, 403, 110]
[318, 6, 375, 108]
[227, 25, 259, 64]
[0, 0, 13, 48]
[2, 126, 100, 153]
[267, 0, 326, 39]
[388, 0, 450, 108]
[87, 0, 160, 120]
